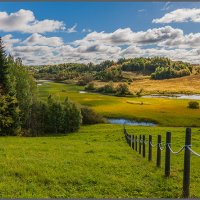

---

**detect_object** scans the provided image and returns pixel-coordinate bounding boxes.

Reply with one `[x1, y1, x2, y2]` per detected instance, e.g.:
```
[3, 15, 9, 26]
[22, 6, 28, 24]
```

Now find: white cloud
[2, 26, 200, 65]
[138, 9, 145, 12]
[159, 32, 200, 48]
[153, 8, 200, 23]
[74, 26, 183, 46]
[23, 33, 63, 47]
[82, 28, 92, 33]
[66, 24, 77, 33]
[2, 34, 21, 50]
[161, 2, 171, 11]
[0, 9, 65, 33]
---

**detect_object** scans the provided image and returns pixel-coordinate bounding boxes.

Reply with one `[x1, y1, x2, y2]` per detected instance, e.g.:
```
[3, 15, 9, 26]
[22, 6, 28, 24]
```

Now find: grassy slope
[38, 82, 200, 127]
[0, 124, 200, 198]
[93, 74, 200, 94]
[130, 74, 200, 94]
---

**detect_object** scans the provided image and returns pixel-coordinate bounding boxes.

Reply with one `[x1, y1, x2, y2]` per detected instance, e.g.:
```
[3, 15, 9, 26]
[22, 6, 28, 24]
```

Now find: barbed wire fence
[123, 124, 200, 198]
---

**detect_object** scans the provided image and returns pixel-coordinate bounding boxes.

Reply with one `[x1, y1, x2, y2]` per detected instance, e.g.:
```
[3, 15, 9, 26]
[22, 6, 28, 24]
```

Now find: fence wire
[188, 146, 200, 157]
[159, 143, 165, 151]
[123, 126, 200, 158]
[167, 144, 185, 155]
[123, 126, 200, 157]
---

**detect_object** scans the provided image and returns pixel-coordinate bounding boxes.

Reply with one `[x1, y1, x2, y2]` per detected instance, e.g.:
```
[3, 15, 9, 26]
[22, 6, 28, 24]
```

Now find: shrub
[81, 106, 106, 124]
[116, 83, 131, 96]
[96, 82, 116, 94]
[188, 101, 199, 109]
[85, 82, 95, 91]
[135, 88, 144, 97]
[103, 82, 115, 94]
[77, 74, 94, 86]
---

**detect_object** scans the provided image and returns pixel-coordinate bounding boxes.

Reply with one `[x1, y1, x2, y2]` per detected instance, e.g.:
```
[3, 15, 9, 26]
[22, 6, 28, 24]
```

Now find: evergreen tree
[0, 37, 8, 90]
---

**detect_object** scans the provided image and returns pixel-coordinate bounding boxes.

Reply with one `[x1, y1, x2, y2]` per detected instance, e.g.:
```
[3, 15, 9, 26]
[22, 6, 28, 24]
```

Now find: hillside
[130, 75, 200, 94]
[27, 57, 199, 83]
[0, 124, 200, 198]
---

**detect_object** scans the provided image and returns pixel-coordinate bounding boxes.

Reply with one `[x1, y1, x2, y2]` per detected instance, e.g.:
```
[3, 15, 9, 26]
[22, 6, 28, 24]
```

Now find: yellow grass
[130, 75, 200, 94]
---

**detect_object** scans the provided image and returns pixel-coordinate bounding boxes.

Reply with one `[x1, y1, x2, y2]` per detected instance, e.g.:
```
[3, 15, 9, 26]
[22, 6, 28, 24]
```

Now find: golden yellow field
[130, 75, 200, 94]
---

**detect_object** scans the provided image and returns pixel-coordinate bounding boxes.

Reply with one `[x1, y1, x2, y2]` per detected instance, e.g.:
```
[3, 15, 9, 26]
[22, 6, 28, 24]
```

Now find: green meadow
[38, 82, 200, 127]
[1, 81, 200, 198]
[0, 124, 200, 198]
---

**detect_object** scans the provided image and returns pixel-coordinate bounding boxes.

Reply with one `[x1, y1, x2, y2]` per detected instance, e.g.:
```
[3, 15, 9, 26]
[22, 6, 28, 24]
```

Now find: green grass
[0, 124, 200, 198]
[38, 82, 200, 127]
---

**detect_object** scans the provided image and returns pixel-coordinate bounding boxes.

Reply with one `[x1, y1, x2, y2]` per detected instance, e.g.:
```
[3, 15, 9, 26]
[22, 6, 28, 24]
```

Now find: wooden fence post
[157, 135, 161, 167]
[183, 128, 191, 198]
[131, 135, 133, 148]
[143, 135, 145, 158]
[132, 135, 135, 150]
[165, 132, 171, 177]
[139, 135, 142, 154]
[128, 133, 131, 146]
[148, 135, 152, 161]
[135, 136, 138, 152]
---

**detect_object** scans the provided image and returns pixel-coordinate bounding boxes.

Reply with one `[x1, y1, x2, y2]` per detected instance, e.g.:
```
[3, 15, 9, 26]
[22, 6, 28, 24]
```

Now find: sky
[0, 2, 200, 65]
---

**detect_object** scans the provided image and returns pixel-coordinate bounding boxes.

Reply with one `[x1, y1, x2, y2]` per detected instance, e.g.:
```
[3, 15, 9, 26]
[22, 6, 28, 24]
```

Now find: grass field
[92, 74, 200, 94]
[1, 80, 200, 198]
[0, 124, 200, 198]
[38, 82, 200, 127]
[130, 75, 200, 94]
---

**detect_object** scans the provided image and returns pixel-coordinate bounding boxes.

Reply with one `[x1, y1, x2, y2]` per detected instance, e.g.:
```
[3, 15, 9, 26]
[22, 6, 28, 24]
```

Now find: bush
[77, 74, 94, 86]
[81, 106, 106, 124]
[96, 82, 116, 94]
[102, 82, 115, 94]
[188, 101, 199, 109]
[135, 88, 144, 97]
[116, 83, 131, 96]
[85, 82, 95, 91]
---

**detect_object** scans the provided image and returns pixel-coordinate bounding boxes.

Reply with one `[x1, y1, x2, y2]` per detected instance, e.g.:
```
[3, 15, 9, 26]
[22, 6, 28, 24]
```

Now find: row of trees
[0, 37, 82, 136]
[151, 66, 191, 80]
[30, 96, 81, 136]
[28, 57, 195, 82]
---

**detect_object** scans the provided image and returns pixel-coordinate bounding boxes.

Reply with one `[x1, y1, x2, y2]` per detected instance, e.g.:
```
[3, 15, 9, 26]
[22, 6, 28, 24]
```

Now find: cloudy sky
[1, 2, 200, 65]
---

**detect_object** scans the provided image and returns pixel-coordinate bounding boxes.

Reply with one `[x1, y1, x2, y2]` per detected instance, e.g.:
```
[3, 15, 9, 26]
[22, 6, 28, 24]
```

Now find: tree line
[0, 38, 82, 136]
[27, 57, 197, 83]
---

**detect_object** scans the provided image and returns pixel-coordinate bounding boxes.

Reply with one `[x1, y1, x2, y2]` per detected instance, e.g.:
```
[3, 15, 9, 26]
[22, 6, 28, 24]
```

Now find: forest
[0, 38, 82, 136]
[28, 57, 199, 83]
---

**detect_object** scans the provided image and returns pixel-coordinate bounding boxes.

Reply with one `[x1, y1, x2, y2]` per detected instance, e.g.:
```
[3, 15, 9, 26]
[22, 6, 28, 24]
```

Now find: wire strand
[159, 143, 165, 151]
[150, 142, 158, 147]
[168, 144, 185, 154]
[188, 146, 200, 157]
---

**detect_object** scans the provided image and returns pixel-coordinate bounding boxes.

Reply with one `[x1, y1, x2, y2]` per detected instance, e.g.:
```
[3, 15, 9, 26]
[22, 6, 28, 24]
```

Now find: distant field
[38, 82, 200, 127]
[0, 124, 200, 198]
[130, 75, 200, 94]
[92, 74, 200, 95]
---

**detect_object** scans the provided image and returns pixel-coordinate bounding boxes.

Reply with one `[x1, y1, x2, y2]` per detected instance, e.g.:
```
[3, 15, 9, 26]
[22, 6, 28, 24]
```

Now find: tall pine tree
[0, 37, 9, 90]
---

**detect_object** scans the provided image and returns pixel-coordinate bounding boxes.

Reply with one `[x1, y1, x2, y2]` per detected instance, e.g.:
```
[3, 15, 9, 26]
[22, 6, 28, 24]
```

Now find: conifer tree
[0, 37, 8, 89]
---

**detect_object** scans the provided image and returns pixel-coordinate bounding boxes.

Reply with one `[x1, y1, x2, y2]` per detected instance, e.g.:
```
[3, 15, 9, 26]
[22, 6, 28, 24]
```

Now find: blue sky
[0, 2, 200, 65]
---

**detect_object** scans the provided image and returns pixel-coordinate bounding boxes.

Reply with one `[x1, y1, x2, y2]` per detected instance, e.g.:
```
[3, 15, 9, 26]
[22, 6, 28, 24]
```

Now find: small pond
[107, 118, 157, 126]
[143, 94, 200, 100]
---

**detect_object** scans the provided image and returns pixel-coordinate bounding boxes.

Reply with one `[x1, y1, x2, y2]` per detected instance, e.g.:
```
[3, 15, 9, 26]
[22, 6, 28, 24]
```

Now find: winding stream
[143, 94, 200, 100]
[107, 118, 157, 126]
